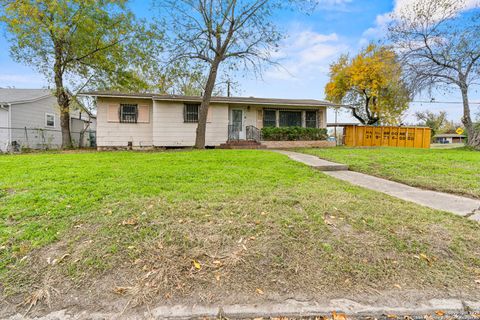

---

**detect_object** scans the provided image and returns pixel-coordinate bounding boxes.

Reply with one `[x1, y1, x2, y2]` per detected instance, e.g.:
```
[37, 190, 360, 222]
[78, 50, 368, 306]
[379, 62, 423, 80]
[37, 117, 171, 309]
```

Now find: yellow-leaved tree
[325, 44, 411, 125]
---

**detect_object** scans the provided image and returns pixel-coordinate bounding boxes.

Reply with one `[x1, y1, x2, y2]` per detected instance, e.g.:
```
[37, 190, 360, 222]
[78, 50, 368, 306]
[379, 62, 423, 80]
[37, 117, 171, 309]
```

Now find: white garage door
[0, 108, 9, 152]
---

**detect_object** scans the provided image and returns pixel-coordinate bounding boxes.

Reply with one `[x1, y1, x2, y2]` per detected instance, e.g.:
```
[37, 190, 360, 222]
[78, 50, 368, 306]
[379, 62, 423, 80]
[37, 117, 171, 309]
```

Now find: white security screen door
[231, 109, 245, 139]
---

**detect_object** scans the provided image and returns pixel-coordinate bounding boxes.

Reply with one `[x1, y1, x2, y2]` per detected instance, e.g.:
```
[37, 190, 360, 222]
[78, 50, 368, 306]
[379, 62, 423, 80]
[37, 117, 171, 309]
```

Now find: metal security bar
[184, 104, 199, 123]
[120, 104, 138, 123]
[246, 125, 262, 142]
[228, 124, 240, 141]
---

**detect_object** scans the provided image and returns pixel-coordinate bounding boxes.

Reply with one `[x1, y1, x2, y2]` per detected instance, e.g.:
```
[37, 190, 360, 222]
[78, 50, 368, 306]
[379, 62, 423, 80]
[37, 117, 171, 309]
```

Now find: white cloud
[265, 29, 348, 81]
[360, 0, 480, 45]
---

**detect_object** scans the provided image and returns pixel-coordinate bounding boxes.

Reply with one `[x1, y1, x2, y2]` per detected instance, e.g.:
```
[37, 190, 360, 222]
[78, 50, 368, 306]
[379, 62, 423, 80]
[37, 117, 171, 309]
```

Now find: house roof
[80, 91, 344, 108]
[434, 133, 466, 138]
[0, 88, 96, 118]
[0, 88, 53, 104]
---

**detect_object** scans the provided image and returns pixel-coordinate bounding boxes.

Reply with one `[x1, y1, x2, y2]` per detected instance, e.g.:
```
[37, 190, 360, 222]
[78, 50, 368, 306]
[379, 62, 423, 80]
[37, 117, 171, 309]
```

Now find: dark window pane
[306, 111, 317, 128]
[184, 104, 199, 123]
[120, 104, 138, 123]
[279, 111, 301, 127]
[263, 110, 276, 127]
[46, 114, 55, 127]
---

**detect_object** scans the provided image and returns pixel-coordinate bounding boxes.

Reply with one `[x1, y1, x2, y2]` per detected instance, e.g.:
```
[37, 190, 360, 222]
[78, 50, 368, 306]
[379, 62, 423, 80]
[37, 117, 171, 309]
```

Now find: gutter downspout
[8, 104, 12, 148]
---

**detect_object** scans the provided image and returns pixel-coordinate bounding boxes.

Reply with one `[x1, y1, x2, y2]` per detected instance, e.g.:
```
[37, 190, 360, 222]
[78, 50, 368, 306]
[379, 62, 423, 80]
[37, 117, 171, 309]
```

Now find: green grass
[1, 150, 480, 313]
[299, 147, 480, 198]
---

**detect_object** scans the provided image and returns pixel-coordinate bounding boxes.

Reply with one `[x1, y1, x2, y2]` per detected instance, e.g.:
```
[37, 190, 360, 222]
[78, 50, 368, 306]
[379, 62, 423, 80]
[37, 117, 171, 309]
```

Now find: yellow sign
[456, 128, 464, 135]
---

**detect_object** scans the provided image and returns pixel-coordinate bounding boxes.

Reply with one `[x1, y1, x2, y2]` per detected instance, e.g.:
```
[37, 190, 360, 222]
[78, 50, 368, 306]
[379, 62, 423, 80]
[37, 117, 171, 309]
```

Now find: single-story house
[0, 88, 96, 152]
[80, 91, 337, 149]
[433, 133, 466, 144]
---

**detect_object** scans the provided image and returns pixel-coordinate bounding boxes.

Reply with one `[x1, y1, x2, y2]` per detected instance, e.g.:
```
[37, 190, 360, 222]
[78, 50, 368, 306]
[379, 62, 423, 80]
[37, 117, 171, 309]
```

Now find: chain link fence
[0, 126, 96, 153]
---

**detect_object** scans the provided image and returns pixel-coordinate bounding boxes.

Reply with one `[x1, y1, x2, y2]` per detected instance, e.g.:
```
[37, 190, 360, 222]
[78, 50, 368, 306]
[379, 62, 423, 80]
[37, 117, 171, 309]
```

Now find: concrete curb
[8, 298, 480, 319]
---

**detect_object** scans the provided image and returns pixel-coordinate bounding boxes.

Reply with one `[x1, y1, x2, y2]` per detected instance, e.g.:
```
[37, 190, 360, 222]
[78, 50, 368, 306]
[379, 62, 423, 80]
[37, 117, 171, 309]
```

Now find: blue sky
[1, 0, 479, 124]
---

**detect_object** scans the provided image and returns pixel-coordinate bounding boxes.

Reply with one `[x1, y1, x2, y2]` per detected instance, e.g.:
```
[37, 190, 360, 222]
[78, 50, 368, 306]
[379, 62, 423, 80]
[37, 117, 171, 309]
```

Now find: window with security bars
[120, 104, 138, 123]
[279, 111, 302, 127]
[305, 111, 317, 128]
[263, 110, 276, 127]
[184, 104, 199, 123]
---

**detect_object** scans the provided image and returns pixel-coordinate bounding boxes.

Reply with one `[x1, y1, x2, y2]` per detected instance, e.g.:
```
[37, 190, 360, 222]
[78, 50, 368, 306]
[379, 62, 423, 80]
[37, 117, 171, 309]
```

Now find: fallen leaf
[385, 314, 397, 319]
[215, 274, 220, 281]
[192, 260, 201, 270]
[256, 288, 264, 295]
[120, 218, 137, 226]
[332, 311, 348, 320]
[435, 310, 445, 316]
[420, 253, 429, 260]
[113, 287, 131, 295]
[57, 254, 70, 264]
[394, 284, 402, 289]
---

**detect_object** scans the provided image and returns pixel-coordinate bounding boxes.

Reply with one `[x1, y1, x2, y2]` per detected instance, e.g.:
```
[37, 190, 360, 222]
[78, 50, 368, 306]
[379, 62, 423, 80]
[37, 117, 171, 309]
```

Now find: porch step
[219, 140, 267, 149]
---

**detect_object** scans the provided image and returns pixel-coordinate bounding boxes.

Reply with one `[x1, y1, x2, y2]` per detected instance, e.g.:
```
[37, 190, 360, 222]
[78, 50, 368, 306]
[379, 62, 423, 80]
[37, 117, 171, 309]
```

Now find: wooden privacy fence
[344, 125, 431, 148]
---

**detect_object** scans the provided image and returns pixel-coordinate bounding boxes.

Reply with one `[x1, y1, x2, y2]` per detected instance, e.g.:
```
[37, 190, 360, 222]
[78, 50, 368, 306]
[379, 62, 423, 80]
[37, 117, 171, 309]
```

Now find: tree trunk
[194, 58, 220, 149]
[350, 95, 380, 125]
[459, 83, 480, 149]
[54, 43, 73, 149]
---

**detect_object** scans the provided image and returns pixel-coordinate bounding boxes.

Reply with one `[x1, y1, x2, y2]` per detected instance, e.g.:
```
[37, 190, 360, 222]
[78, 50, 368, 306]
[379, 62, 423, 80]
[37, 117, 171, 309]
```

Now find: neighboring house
[0, 89, 96, 152]
[433, 133, 466, 144]
[81, 91, 336, 149]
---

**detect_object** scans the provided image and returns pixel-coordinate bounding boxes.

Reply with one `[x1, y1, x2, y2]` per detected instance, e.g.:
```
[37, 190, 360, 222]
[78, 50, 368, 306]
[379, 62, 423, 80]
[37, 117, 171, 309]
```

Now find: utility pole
[227, 80, 231, 97]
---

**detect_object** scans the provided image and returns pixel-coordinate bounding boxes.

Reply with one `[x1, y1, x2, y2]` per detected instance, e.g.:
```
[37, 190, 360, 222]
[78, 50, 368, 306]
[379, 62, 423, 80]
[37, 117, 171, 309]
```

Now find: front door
[231, 109, 245, 140]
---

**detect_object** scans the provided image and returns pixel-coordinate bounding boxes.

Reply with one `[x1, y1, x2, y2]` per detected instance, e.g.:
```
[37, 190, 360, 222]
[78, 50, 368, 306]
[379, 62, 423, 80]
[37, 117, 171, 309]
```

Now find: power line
[410, 100, 480, 105]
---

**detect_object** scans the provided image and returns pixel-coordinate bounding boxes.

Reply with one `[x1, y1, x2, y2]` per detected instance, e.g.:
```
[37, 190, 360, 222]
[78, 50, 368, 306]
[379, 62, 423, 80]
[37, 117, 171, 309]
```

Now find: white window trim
[45, 113, 55, 128]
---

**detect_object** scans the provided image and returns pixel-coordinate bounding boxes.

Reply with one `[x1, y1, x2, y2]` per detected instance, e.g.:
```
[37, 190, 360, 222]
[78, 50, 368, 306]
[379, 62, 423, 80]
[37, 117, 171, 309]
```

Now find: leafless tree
[156, 0, 314, 148]
[388, 0, 480, 149]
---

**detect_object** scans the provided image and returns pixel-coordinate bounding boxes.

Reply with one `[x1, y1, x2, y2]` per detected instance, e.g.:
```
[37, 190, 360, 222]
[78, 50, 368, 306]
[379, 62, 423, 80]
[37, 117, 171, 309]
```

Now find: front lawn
[1, 150, 479, 316]
[299, 147, 480, 198]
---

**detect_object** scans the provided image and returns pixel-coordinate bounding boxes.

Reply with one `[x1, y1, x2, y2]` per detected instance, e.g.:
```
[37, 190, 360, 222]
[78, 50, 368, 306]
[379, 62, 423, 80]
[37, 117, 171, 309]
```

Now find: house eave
[80, 91, 345, 108]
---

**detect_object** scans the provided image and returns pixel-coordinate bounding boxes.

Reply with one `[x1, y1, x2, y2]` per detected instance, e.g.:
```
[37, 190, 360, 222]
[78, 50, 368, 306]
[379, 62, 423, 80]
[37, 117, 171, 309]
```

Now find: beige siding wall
[97, 97, 153, 147]
[152, 101, 229, 146]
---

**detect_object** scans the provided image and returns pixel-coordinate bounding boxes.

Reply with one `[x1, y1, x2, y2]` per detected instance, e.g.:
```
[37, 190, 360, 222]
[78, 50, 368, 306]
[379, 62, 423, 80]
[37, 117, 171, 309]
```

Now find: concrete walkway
[273, 150, 480, 220]
[273, 150, 348, 171]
